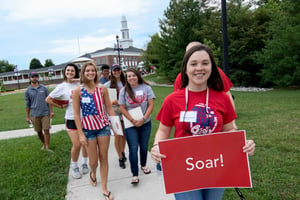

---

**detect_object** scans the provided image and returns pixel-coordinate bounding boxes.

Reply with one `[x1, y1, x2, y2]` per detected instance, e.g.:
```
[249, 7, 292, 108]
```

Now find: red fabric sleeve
[173, 73, 181, 92]
[218, 68, 233, 92]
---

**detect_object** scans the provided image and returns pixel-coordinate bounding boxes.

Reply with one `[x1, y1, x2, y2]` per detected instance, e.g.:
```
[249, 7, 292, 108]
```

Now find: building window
[96, 59, 100, 65]
[102, 58, 105, 64]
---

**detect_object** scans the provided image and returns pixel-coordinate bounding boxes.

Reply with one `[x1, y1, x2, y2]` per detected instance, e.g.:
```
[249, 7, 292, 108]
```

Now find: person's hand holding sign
[243, 139, 256, 156]
[151, 123, 169, 163]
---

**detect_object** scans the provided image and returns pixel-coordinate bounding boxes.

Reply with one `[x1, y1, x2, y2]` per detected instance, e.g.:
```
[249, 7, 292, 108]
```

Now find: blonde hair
[80, 61, 98, 84]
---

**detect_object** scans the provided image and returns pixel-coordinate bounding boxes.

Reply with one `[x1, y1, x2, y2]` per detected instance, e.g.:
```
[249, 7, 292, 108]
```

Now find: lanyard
[185, 86, 209, 113]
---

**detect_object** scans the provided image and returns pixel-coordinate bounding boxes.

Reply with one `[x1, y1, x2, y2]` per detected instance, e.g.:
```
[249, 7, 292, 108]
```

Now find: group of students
[25, 41, 256, 200]
[25, 61, 155, 200]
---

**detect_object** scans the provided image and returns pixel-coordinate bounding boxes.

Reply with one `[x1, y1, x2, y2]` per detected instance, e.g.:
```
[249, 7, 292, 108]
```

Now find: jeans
[125, 121, 151, 176]
[174, 188, 224, 200]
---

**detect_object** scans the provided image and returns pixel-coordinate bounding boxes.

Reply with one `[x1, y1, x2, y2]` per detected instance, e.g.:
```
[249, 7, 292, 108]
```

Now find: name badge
[180, 111, 197, 122]
[82, 97, 91, 103]
[135, 90, 143, 96]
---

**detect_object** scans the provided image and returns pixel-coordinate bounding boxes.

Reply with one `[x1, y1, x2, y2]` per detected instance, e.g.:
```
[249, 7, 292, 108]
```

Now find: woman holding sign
[119, 68, 156, 185]
[46, 63, 89, 179]
[104, 64, 127, 169]
[151, 44, 256, 200]
[72, 61, 116, 200]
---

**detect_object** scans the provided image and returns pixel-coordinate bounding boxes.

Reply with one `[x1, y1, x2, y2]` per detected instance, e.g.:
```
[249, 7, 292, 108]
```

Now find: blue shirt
[25, 84, 50, 117]
[99, 77, 109, 84]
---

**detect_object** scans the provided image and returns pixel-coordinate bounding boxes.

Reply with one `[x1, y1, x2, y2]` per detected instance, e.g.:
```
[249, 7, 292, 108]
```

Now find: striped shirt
[80, 86, 109, 130]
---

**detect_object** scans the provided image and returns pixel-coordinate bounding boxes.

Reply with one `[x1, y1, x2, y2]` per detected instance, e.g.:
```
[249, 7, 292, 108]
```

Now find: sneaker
[122, 152, 127, 162]
[82, 164, 89, 175]
[72, 167, 82, 179]
[119, 158, 126, 169]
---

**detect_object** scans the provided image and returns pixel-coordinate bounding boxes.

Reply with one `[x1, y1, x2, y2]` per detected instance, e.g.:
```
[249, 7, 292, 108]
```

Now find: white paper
[135, 90, 143, 96]
[107, 88, 117, 101]
[110, 116, 123, 135]
[123, 106, 144, 129]
[82, 97, 91, 103]
[179, 111, 197, 122]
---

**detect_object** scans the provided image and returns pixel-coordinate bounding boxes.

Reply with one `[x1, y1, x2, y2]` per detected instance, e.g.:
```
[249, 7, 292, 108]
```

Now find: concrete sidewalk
[0, 125, 175, 200]
[0, 124, 65, 140]
[66, 136, 175, 200]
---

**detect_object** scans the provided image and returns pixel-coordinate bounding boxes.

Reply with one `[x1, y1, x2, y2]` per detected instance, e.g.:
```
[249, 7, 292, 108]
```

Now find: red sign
[158, 131, 252, 194]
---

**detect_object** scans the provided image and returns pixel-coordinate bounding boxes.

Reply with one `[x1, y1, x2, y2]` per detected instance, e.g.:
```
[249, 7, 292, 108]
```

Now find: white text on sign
[186, 154, 224, 171]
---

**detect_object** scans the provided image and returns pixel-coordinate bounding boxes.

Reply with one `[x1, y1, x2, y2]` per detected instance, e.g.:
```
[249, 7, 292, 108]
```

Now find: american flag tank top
[80, 86, 109, 130]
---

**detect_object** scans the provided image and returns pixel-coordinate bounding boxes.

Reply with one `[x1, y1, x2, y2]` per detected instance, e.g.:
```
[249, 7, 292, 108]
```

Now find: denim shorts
[83, 125, 111, 141]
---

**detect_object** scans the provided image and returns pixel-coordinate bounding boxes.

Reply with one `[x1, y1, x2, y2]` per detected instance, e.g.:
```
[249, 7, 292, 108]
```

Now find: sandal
[89, 172, 97, 186]
[131, 176, 139, 185]
[103, 191, 113, 200]
[141, 166, 151, 174]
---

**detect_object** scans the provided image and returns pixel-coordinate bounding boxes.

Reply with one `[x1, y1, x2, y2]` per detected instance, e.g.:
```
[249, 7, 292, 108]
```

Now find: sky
[0, 0, 170, 70]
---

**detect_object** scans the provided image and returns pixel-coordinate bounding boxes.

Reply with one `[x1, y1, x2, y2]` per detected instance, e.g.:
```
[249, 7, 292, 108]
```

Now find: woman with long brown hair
[104, 64, 127, 169]
[119, 68, 156, 185]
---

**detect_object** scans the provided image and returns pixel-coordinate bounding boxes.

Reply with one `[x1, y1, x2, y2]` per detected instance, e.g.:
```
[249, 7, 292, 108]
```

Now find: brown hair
[181, 44, 224, 91]
[63, 63, 79, 81]
[110, 69, 126, 92]
[124, 68, 149, 103]
[80, 61, 98, 84]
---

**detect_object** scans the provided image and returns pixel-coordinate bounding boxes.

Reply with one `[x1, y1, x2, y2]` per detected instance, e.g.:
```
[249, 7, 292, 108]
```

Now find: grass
[0, 83, 300, 199]
[0, 131, 71, 200]
[144, 72, 174, 85]
[0, 88, 65, 131]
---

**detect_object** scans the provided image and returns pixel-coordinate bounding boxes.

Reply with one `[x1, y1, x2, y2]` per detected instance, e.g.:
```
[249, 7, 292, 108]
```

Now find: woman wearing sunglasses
[151, 44, 256, 200]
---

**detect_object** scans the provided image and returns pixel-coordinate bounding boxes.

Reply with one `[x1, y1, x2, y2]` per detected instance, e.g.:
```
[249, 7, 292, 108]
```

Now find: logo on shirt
[127, 93, 146, 105]
[183, 103, 217, 135]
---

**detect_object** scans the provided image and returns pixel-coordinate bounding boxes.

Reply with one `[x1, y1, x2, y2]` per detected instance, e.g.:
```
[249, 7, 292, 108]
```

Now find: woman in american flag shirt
[73, 61, 115, 200]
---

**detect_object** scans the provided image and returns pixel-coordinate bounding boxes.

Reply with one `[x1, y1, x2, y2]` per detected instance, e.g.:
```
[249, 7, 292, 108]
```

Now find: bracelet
[142, 117, 147, 122]
[153, 143, 158, 147]
[130, 118, 134, 122]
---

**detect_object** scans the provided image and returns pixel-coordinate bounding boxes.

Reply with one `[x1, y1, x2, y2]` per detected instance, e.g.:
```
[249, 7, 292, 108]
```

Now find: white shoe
[72, 167, 82, 179]
[82, 164, 89, 174]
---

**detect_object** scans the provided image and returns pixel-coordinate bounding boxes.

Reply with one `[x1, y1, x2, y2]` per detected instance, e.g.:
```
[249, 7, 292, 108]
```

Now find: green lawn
[0, 88, 65, 131]
[0, 86, 299, 199]
[0, 131, 71, 200]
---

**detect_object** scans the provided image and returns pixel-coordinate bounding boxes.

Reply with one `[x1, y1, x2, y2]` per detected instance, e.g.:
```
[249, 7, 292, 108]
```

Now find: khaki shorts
[31, 115, 51, 132]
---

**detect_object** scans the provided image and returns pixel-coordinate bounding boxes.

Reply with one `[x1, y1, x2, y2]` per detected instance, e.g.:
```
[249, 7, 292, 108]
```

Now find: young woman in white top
[46, 63, 89, 179]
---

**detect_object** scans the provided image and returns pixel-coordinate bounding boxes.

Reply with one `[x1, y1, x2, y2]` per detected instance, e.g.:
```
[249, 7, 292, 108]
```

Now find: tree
[0, 60, 15, 73]
[256, 0, 300, 87]
[140, 33, 163, 69]
[157, 0, 204, 82]
[29, 58, 43, 69]
[225, 0, 270, 86]
[44, 59, 55, 68]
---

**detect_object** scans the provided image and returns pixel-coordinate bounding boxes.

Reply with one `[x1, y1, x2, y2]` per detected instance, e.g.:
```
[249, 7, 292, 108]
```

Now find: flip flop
[103, 191, 113, 200]
[89, 172, 97, 186]
[141, 166, 151, 174]
[131, 176, 139, 185]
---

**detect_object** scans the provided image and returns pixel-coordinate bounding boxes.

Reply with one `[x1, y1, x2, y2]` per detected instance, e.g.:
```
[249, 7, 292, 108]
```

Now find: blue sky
[0, 0, 170, 70]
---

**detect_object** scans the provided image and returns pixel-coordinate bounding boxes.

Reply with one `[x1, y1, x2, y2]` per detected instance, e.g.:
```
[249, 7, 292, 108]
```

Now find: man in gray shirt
[25, 72, 54, 151]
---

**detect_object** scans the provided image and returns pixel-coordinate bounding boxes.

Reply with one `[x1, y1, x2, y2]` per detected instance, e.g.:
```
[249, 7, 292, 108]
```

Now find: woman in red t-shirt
[151, 44, 255, 200]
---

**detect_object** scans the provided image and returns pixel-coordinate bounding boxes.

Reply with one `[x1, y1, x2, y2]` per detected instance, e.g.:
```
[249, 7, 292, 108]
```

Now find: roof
[91, 46, 143, 54]
[70, 57, 92, 63]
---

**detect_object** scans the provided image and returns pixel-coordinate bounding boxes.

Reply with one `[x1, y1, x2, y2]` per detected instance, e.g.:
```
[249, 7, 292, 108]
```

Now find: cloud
[0, 0, 169, 69]
[48, 34, 116, 55]
[1, 0, 152, 24]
